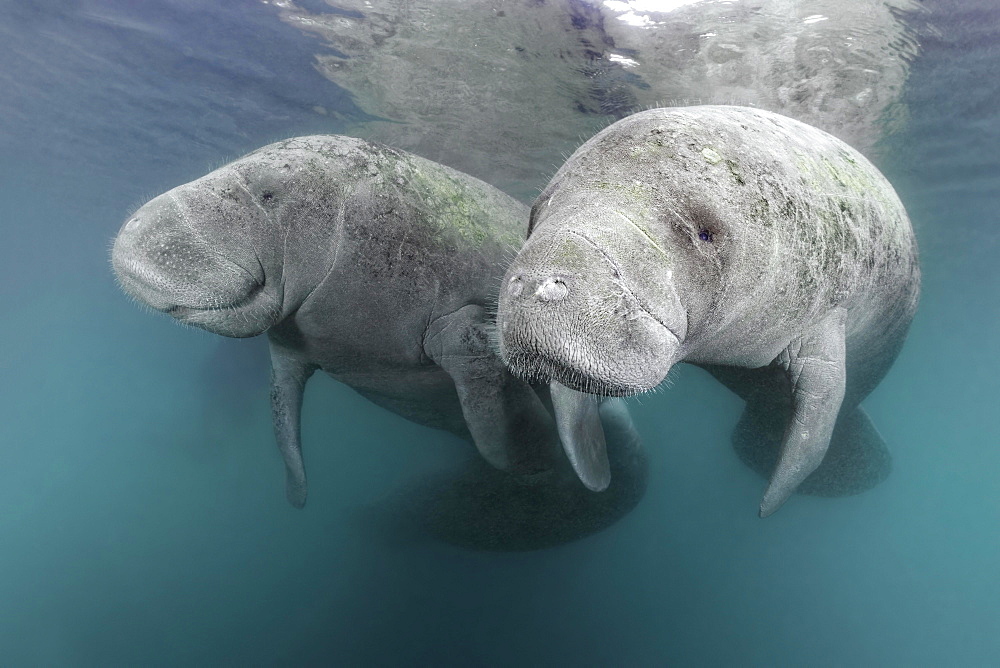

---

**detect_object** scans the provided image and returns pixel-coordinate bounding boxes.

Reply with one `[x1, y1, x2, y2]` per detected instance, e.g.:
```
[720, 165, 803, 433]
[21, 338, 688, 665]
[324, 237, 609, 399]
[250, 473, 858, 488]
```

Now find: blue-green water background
[1, 0, 998, 664]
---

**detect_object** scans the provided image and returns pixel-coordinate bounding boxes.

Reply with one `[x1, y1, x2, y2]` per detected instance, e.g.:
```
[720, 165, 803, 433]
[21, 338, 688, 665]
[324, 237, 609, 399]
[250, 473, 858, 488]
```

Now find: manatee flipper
[268, 340, 316, 509]
[705, 357, 892, 502]
[734, 401, 890, 497]
[550, 381, 610, 492]
[425, 305, 559, 475]
[759, 308, 848, 517]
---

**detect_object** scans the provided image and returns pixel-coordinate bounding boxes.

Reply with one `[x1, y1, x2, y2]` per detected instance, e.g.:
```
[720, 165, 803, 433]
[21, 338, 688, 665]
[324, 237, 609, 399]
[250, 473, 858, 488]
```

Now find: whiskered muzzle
[497, 234, 680, 397]
[111, 191, 280, 338]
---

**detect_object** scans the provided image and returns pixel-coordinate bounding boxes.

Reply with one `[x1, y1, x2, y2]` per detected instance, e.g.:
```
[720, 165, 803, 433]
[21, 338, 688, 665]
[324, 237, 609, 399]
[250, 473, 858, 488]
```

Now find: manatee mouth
[162, 279, 267, 318]
[501, 308, 679, 398]
[163, 281, 283, 338]
[497, 225, 685, 398]
[113, 247, 281, 338]
[114, 243, 269, 311]
[529, 356, 649, 398]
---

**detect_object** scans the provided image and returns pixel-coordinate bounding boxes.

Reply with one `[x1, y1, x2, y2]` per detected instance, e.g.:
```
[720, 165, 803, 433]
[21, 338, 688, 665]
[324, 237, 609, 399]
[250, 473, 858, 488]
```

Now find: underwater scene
[1, 0, 998, 664]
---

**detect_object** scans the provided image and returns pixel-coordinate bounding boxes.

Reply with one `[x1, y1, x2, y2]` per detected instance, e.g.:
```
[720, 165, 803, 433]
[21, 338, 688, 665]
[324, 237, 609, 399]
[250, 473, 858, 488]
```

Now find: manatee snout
[497, 230, 679, 396]
[112, 191, 280, 338]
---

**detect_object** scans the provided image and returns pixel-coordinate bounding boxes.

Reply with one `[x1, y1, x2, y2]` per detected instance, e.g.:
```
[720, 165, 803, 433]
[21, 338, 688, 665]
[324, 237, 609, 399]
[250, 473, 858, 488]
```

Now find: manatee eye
[261, 191, 274, 203]
[698, 229, 713, 242]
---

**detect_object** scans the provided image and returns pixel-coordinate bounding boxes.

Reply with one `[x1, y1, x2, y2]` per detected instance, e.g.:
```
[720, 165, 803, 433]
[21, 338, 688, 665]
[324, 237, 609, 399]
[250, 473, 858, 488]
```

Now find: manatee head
[497, 197, 690, 396]
[497, 113, 736, 396]
[112, 138, 347, 337]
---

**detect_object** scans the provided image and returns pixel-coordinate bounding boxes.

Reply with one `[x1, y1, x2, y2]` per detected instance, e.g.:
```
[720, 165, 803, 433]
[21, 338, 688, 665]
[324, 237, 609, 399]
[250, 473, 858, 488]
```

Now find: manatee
[111, 135, 646, 544]
[496, 106, 920, 517]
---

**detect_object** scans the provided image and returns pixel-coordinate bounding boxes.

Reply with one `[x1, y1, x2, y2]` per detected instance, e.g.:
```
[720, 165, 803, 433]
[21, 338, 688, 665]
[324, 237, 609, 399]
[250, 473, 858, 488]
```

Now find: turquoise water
[1, 0, 998, 665]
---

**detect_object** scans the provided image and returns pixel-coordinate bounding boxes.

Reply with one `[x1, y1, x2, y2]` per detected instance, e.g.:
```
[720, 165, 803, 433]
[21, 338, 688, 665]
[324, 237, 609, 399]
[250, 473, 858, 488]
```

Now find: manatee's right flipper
[550, 381, 610, 492]
[424, 305, 560, 475]
[268, 340, 316, 509]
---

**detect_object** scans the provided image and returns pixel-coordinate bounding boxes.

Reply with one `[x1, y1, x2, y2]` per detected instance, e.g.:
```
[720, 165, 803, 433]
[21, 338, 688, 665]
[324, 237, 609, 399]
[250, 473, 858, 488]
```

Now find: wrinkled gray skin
[497, 106, 920, 517]
[113, 135, 645, 517]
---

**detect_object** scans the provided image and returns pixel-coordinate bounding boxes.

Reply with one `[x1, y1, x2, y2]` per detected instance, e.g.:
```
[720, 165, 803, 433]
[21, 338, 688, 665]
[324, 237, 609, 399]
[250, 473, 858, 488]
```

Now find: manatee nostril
[535, 277, 569, 302]
[507, 275, 524, 298]
[125, 217, 140, 231]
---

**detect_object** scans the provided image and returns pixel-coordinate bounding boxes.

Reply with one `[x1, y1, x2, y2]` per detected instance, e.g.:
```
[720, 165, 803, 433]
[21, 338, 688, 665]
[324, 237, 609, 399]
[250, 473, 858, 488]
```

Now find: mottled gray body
[497, 106, 920, 516]
[112, 135, 593, 509]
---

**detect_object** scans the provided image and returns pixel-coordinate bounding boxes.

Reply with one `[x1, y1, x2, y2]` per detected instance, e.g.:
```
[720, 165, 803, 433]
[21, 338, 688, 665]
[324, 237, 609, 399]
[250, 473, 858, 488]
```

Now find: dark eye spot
[698, 229, 713, 242]
[262, 191, 274, 203]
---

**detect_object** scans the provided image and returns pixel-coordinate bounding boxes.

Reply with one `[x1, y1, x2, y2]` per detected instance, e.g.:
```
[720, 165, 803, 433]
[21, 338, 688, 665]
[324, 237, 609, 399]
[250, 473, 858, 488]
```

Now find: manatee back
[260, 136, 529, 366]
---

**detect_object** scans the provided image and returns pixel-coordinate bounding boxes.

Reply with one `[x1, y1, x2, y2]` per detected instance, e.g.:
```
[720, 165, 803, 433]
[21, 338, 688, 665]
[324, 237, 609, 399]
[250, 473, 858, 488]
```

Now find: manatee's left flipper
[550, 381, 610, 492]
[704, 362, 890, 498]
[424, 305, 559, 475]
[760, 308, 848, 518]
[268, 340, 317, 509]
[734, 399, 891, 498]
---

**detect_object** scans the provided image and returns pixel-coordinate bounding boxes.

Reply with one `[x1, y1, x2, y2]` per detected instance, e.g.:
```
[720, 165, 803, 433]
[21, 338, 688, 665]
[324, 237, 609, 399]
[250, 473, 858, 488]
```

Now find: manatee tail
[733, 399, 891, 497]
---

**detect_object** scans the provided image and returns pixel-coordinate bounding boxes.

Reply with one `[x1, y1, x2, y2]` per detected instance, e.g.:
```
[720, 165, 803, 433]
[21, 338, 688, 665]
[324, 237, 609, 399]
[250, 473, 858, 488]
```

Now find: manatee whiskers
[503, 346, 650, 399]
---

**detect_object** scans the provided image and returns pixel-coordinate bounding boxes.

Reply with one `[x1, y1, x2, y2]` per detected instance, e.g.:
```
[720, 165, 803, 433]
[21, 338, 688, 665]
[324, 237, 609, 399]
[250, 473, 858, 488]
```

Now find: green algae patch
[549, 236, 596, 269]
[751, 196, 772, 226]
[374, 152, 524, 251]
[629, 144, 649, 159]
[260, 138, 527, 254]
[818, 156, 882, 195]
[701, 147, 722, 164]
[725, 159, 746, 185]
